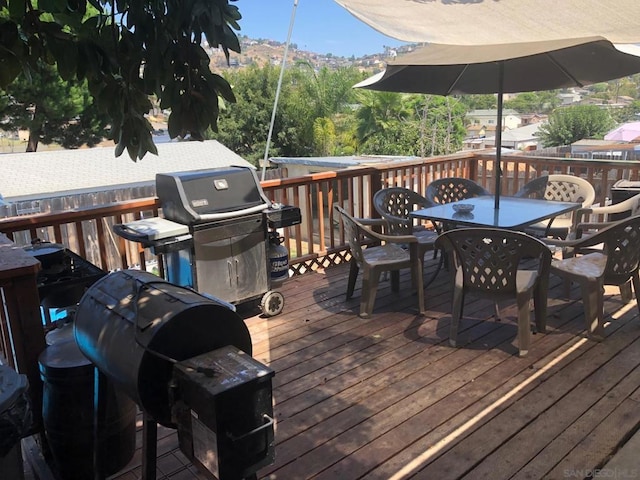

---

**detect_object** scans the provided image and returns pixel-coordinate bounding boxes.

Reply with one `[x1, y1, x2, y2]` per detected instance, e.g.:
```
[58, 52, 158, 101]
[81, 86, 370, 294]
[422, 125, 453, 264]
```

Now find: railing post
[468, 156, 479, 186]
[370, 171, 383, 220]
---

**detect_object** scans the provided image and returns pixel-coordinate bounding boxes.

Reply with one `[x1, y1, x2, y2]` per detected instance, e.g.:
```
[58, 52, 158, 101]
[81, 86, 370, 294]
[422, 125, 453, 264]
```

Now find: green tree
[312, 117, 337, 156]
[459, 94, 496, 111]
[536, 105, 615, 147]
[505, 91, 560, 114]
[355, 91, 467, 156]
[611, 99, 640, 124]
[411, 95, 467, 156]
[1, 62, 109, 151]
[210, 64, 292, 164]
[0, 0, 240, 160]
[355, 90, 411, 146]
[211, 64, 364, 162]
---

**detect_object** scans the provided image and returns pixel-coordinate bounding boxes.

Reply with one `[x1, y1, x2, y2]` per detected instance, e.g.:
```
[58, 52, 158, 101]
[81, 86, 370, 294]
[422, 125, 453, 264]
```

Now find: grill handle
[192, 202, 271, 223]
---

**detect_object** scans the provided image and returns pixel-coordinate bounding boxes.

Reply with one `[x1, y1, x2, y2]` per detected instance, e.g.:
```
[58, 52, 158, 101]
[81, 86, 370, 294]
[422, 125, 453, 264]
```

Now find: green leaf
[8, 0, 25, 20]
[0, 54, 22, 87]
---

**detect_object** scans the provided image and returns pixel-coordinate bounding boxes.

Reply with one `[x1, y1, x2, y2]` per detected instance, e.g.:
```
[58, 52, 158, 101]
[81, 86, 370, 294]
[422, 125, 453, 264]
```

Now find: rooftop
[0, 140, 254, 202]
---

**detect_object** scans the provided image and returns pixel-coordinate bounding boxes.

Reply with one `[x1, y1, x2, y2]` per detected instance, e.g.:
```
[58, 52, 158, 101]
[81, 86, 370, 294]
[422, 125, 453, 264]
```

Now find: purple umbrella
[604, 122, 640, 142]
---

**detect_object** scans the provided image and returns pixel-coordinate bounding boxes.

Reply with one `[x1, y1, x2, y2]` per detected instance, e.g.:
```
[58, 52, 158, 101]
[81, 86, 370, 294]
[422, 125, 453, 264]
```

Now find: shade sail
[334, 0, 640, 45]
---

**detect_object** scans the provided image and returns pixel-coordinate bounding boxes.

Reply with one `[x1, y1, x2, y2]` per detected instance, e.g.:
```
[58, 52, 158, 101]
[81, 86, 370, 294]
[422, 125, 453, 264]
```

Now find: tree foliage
[0, 0, 240, 160]
[1, 62, 109, 151]
[536, 105, 615, 147]
[355, 91, 467, 156]
[210, 64, 365, 163]
[504, 91, 560, 114]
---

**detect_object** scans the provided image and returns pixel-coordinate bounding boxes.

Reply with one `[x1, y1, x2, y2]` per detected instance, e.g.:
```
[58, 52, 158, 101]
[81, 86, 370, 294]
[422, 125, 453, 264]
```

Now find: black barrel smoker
[74, 269, 275, 480]
[114, 166, 301, 317]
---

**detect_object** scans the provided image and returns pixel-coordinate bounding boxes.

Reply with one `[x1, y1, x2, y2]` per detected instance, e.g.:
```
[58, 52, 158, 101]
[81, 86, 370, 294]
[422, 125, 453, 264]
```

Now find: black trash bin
[38, 339, 136, 480]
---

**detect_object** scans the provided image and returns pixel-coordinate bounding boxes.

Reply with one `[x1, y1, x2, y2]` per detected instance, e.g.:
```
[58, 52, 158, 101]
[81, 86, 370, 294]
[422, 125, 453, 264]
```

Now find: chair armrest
[354, 217, 388, 227]
[541, 237, 576, 249]
[575, 194, 640, 221]
[355, 220, 418, 244]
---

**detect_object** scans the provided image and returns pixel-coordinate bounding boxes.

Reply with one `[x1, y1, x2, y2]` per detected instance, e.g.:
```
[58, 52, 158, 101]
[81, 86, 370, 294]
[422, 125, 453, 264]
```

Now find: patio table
[410, 195, 580, 229]
[410, 195, 581, 291]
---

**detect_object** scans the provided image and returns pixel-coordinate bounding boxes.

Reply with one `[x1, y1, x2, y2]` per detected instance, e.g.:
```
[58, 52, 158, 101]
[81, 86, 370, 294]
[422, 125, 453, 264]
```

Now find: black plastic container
[38, 340, 136, 480]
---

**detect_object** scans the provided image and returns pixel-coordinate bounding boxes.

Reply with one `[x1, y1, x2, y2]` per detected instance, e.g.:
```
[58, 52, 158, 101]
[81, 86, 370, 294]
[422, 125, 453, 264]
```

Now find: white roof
[269, 155, 417, 168]
[0, 140, 254, 202]
[485, 123, 543, 143]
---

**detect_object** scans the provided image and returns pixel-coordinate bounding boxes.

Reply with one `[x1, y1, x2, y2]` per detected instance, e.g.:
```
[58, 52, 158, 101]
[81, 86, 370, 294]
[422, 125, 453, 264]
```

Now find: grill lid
[156, 166, 271, 225]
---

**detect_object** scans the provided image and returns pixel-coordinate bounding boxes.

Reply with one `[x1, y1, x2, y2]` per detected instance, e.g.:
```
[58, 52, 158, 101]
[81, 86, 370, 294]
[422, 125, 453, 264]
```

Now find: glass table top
[410, 195, 581, 229]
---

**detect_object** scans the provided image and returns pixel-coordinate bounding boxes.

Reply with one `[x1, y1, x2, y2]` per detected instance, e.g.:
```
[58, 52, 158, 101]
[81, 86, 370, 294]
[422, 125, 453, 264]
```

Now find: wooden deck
[26, 254, 640, 479]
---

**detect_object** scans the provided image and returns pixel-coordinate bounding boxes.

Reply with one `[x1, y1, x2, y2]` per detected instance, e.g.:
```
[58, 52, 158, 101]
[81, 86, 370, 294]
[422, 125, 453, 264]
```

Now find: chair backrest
[578, 214, 640, 285]
[435, 228, 552, 295]
[373, 187, 433, 235]
[425, 177, 490, 205]
[544, 174, 595, 207]
[334, 205, 367, 268]
[515, 174, 595, 207]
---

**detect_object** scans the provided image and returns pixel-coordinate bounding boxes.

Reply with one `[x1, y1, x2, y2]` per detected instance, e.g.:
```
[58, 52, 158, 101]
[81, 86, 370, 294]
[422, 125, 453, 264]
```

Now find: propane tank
[268, 230, 289, 285]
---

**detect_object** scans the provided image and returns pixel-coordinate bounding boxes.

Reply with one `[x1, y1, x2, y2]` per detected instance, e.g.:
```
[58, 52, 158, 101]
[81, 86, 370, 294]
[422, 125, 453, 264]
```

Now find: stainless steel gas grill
[114, 166, 300, 317]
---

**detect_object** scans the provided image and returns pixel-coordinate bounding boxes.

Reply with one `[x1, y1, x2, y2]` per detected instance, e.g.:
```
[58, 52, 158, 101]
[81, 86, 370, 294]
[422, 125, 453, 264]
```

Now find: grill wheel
[260, 290, 285, 317]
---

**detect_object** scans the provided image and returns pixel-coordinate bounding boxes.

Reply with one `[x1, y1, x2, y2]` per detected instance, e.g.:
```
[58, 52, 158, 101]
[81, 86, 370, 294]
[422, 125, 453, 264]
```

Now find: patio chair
[435, 228, 552, 357]
[545, 215, 640, 340]
[515, 174, 596, 239]
[425, 177, 490, 205]
[372, 187, 441, 285]
[334, 205, 426, 319]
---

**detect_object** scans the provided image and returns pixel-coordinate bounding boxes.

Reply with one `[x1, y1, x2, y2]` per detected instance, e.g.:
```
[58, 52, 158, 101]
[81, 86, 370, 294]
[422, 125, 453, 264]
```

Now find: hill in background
[207, 34, 413, 72]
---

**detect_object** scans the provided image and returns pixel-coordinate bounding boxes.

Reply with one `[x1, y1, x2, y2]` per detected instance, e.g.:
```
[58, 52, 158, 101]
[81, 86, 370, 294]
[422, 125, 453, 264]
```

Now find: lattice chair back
[436, 228, 552, 298]
[373, 187, 434, 236]
[425, 177, 490, 205]
[543, 174, 595, 206]
[599, 215, 640, 286]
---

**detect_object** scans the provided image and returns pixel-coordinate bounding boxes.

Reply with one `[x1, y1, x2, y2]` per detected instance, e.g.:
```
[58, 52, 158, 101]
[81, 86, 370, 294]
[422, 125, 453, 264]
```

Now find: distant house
[466, 109, 521, 133]
[558, 92, 582, 105]
[519, 113, 548, 126]
[481, 123, 544, 151]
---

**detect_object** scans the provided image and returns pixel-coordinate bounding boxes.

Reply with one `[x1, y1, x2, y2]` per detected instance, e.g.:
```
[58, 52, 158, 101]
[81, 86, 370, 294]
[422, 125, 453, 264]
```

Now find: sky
[234, 0, 409, 58]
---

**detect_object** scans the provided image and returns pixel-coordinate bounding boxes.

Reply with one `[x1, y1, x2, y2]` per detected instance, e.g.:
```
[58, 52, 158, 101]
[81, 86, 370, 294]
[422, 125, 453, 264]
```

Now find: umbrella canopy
[604, 122, 640, 142]
[334, 0, 640, 45]
[354, 38, 640, 208]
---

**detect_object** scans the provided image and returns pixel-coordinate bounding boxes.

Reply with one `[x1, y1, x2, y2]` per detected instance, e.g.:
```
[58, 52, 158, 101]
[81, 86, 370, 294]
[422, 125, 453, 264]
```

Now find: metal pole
[261, 0, 300, 181]
[494, 61, 504, 210]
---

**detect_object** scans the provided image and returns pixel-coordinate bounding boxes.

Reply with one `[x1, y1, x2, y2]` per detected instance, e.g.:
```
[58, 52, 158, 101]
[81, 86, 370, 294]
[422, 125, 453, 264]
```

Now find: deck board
[97, 254, 640, 480]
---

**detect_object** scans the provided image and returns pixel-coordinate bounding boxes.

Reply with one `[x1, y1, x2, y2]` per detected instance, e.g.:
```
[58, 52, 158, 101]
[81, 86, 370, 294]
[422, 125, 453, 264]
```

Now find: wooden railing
[1, 152, 639, 275]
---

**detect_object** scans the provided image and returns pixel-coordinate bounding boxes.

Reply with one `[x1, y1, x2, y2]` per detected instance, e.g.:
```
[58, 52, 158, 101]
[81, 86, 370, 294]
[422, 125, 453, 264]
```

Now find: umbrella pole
[494, 62, 504, 210]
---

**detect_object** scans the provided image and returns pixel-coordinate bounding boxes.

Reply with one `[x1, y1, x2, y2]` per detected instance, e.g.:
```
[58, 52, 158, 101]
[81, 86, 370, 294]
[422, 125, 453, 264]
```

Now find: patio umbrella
[354, 37, 640, 208]
[604, 122, 640, 142]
